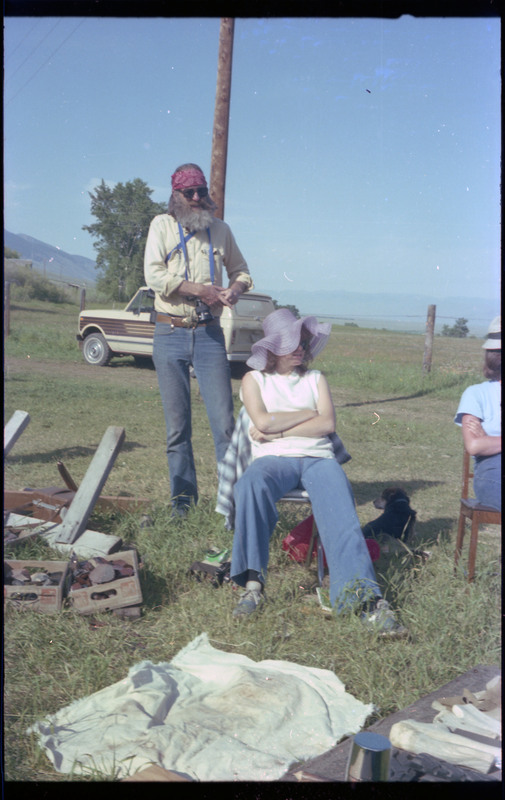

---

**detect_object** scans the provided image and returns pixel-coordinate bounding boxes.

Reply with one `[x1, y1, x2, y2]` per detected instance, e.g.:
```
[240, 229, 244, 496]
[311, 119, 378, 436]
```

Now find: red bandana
[171, 168, 207, 191]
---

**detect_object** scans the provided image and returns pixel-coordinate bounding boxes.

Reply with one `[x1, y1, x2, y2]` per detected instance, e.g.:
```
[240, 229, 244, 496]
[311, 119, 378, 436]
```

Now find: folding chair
[279, 489, 326, 585]
[454, 449, 501, 582]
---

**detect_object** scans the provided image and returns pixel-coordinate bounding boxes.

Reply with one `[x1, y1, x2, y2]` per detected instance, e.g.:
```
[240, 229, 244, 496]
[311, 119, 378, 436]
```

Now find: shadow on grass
[6, 439, 148, 465]
[341, 374, 469, 407]
[137, 567, 175, 608]
[372, 518, 455, 603]
[342, 392, 431, 407]
[413, 517, 455, 544]
[105, 357, 154, 370]
[352, 479, 444, 507]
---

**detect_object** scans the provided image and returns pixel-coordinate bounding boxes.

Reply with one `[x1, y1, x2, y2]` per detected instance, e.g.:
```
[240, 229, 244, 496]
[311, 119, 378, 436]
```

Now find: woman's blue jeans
[231, 455, 381, 611]
[152, 320, 235, 509]
[474, 452, 501, 510]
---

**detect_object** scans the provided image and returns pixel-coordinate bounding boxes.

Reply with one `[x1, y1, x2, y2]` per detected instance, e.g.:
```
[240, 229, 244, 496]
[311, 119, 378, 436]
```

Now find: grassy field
[4, 297, 501, 782]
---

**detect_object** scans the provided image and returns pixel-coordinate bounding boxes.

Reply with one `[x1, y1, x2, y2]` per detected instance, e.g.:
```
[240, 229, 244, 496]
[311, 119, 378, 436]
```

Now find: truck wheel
[82, 333, 112, 366]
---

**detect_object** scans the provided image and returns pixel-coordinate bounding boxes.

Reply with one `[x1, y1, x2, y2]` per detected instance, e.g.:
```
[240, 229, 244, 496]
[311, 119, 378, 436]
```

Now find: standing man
[144, 163, 253, 515]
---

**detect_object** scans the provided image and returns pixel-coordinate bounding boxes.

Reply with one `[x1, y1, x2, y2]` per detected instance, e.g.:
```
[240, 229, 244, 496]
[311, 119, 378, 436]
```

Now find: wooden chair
[454, 449, 501, 582]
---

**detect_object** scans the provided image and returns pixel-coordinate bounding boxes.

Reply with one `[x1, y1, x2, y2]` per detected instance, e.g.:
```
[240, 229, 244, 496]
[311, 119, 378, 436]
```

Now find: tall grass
[3, 298, 500, 782]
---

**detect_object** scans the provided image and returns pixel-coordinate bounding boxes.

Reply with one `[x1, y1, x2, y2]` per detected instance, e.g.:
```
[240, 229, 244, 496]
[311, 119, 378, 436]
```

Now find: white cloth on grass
[28, 632, 373, 781]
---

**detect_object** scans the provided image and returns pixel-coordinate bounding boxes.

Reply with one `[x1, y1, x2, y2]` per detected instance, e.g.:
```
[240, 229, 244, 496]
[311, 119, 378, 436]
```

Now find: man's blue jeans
[474, 452, 501, 511]
[231, 456, 381, 611]
[152, 319, 235, 509]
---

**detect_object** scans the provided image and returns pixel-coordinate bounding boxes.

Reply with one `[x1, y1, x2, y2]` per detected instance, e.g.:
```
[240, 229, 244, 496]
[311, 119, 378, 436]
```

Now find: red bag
[282, 515, 325, 565]
[282, 515, 380, 564]
[365, 538, 381, 562]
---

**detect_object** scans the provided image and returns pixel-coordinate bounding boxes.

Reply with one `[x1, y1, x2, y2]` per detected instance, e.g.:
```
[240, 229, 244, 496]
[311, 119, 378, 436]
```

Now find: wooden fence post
[80, 287, 86, 311]
[423, 304, 436, 374]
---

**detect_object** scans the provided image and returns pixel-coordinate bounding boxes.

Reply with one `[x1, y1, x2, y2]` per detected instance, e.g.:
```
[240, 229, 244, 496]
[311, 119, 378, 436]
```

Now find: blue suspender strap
[178, 223, 190, 278]
[165, 224, 215, 285]
[207, 229, 215, 285]
[164, 226, 196, 265]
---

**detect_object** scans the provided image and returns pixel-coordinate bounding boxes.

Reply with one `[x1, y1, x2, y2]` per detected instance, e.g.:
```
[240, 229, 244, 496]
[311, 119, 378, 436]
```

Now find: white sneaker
[361, 599, 408, 639]
[232, 582, 263, 618]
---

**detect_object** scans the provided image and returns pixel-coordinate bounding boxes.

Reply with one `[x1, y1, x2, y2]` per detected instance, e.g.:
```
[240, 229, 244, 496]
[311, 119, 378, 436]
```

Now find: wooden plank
[4, 516, 48, 545]
[56, 460, 79, 492]
[4, 410, 30, 456]
[4, 490, 74, 523]
[54, 426, 125, 544]
[95, 495, 152, 513]
[5, 513, 123, 557]
[4, 488, 152, 522]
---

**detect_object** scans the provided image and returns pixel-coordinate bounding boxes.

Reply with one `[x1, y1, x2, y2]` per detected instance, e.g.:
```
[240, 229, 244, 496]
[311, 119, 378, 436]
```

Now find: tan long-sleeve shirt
[144, 213, 253, 319]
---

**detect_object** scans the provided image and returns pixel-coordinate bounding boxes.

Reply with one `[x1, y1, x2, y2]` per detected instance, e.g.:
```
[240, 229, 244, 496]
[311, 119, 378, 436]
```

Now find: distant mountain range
[4, 230, 498, 336]
[266, 287, 499, 337]
[4, 230, 97, 286]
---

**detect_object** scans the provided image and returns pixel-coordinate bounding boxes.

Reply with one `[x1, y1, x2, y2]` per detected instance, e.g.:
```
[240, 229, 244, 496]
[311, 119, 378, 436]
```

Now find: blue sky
[4, 16, 501, 303]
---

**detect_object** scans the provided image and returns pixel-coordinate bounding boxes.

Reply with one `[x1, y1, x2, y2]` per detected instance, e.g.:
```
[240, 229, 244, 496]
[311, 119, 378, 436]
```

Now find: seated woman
[229, 308, 406, 635]
[454, 315, 501, 511]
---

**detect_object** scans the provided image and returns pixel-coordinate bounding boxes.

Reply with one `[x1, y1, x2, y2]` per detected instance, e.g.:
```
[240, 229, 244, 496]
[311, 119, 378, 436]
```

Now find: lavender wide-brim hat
[482, 315, 501, 349]
[246, 308, 332, 370]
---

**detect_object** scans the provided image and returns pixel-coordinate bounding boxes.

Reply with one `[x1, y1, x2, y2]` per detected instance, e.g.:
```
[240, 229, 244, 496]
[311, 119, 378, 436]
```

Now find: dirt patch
[4, 356, 245, 392]
[5, 356, 157, 387]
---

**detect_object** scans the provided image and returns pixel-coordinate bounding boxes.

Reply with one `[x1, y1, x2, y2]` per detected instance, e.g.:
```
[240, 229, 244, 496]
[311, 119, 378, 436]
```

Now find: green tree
[83, 178, 165, 299]
[4, 247, 21, 258]
[273, 300, 300, 318]
[441, 317, 470, 338]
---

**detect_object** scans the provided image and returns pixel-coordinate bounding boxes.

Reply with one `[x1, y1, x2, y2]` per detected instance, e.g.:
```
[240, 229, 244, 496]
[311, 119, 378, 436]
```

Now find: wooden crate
[69, 549, 142, 614]
[4, 559, 70, 613]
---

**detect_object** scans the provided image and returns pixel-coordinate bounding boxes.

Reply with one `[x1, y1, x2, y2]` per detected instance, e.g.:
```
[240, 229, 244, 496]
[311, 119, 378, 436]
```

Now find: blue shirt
[454, 380, 501, 437]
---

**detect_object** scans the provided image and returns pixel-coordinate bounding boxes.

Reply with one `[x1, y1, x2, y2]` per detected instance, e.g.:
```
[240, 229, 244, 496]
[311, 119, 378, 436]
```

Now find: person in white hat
[229, 308, 407, 636]
[454, 315, 501, 510]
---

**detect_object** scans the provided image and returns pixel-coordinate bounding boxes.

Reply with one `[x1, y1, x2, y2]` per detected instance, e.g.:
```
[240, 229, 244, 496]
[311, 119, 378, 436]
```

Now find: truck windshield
[126, 289, 155, 314]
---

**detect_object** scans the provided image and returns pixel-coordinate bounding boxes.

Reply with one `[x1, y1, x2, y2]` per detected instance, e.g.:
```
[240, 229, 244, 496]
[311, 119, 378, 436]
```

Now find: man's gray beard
[170, 194, 216, 231]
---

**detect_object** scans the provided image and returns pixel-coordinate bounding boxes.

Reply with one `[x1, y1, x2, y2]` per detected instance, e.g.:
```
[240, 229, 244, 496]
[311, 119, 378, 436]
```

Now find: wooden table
[281, 664, 501, 783]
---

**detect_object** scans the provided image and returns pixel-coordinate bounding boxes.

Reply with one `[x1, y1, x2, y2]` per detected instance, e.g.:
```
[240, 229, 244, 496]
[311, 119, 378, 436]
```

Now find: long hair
[483, 350, 501, 380]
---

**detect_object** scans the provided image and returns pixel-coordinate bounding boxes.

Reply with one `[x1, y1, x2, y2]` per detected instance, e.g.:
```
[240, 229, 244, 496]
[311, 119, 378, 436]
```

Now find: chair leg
[316, 534, 326, 587]
[454, 511, 466, 572]
[467, 516, 480, 583]
[304, 519, 318, 570]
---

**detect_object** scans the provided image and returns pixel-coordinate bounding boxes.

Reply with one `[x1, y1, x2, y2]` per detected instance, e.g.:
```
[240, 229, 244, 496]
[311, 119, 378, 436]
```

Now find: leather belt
[156, 312, 210, 328]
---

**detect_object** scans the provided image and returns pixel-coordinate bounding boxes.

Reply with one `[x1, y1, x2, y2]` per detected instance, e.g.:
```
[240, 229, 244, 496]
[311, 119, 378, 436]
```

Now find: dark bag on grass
[188, 560, 231, 587]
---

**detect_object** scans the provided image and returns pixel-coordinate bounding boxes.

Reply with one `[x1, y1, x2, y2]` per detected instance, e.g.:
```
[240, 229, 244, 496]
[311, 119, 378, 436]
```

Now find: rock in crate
[68, 550, 142, 614]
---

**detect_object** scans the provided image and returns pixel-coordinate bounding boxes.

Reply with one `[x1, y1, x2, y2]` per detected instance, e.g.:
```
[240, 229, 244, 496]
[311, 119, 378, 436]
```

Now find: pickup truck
[77, 286, 275, 366]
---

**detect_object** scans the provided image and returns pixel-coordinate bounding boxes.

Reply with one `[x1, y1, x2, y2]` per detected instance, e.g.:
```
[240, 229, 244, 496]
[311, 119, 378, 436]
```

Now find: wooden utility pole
[423, 304, 436, 374]
[210, 18, 235, 220]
